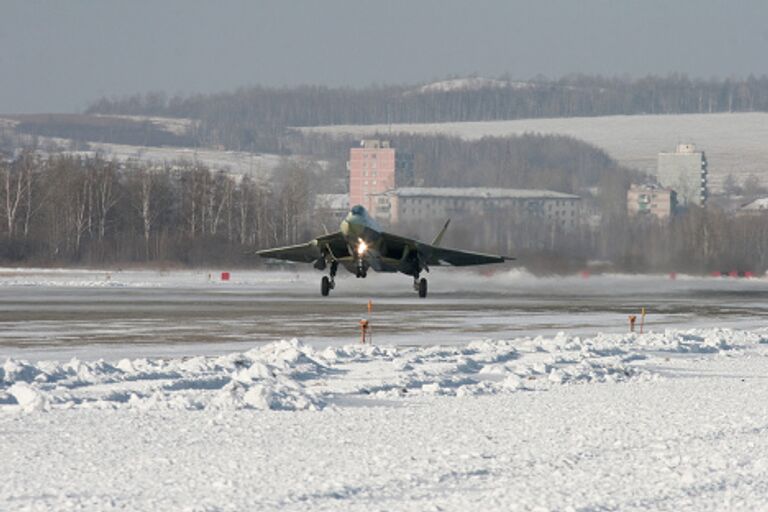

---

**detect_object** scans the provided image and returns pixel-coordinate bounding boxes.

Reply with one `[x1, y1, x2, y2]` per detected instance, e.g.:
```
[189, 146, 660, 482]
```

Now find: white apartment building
[371, 187, 582, 228]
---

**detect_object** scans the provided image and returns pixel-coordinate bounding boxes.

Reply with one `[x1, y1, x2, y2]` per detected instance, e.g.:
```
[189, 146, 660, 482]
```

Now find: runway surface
[1, 268, 767, 359]
[4, 268, 768, 511]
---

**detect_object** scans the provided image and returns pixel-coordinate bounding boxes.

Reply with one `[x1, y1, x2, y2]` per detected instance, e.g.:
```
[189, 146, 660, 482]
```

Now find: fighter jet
[257, 205, 512, 298]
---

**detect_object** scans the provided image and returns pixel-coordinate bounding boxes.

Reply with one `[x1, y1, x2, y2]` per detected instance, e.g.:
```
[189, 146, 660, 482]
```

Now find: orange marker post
[640, 307, 646, 334]
[366, 300, 374, 344]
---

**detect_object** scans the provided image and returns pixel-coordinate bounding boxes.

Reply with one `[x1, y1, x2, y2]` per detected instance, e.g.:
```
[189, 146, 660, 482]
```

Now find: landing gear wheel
[321, 276, 330, 296]
[418, 278, 428, 298]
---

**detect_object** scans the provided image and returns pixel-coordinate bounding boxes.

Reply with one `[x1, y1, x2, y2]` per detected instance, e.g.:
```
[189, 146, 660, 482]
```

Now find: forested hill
[84, 75, 768, 152]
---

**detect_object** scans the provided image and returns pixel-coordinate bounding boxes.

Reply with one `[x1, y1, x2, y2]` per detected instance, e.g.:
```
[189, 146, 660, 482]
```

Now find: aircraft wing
[256, 232, 348, 263]
[379, 232, 511, 267]
[421, 245, 510, 266]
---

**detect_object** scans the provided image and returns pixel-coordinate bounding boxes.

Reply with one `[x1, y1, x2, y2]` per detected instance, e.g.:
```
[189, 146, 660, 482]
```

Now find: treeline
[601, 208, 768, 273]
[86, 74, 768, 152]
[0, 152, 321, 265]
[2, 150, 768, 273]
[405, 206, 768, 276]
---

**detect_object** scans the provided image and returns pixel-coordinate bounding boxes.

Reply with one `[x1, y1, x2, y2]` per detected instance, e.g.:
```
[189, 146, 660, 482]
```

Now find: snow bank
[1, 339, 326, 413]
[7, 383, 49, 412]
[0, 268, 311, 289]
[3, 327, 763, 414]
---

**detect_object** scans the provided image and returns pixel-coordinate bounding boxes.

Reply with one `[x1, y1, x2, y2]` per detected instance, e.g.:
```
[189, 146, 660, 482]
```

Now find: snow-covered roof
[315, 193, 349, 210]
[377, 187, 580, 200]
[417, 77, 531, 93]
[741, 197, 768, 211]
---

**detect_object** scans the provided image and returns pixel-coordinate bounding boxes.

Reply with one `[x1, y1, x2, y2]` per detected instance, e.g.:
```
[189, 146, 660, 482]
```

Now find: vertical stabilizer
[432, 219, 451, 246]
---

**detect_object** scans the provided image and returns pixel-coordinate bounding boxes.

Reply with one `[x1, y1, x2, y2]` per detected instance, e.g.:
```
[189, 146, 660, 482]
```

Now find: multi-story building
[627, 184, 677, 219]
[657, 143, 708, 207]
[347, 140, 413, 213]
[370, 187, 581, 228]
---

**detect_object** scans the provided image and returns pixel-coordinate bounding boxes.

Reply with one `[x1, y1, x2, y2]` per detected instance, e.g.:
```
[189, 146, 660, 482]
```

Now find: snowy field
[60, 142, 327, 180]
[1, 122, 322, 179]
[3, 268, 768, 510]
[298, 112, 768, 189]
[79, 141, 290, 177]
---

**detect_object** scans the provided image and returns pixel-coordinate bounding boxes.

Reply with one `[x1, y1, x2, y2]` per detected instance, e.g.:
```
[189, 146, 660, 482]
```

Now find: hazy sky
[2, 0, 768, 113]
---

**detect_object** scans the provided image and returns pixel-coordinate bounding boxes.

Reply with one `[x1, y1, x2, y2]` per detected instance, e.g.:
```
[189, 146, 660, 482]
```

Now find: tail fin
[432, 219, 451, 246]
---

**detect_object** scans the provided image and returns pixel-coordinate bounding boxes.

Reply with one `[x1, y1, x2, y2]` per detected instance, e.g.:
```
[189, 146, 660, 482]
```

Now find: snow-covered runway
[2, 268, 768, 360]
[2, 269, 768, 510]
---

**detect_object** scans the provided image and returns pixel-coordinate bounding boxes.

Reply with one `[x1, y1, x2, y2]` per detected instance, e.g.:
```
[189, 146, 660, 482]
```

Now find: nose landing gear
[355, 260, 368, 278]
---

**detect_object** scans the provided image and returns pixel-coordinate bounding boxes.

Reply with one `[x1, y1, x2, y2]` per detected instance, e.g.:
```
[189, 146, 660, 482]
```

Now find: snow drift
[3, 328, 765, 414]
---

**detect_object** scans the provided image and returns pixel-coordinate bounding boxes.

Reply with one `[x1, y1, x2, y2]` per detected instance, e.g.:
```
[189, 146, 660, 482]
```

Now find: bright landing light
[357, 239, 368, 256]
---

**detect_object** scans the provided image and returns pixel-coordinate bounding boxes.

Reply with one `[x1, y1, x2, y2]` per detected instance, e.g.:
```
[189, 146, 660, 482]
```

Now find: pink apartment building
[348, 139, 412, 216]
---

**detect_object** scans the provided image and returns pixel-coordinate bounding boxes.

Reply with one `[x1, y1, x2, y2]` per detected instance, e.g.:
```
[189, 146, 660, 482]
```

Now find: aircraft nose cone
[341, 214, 364, 237]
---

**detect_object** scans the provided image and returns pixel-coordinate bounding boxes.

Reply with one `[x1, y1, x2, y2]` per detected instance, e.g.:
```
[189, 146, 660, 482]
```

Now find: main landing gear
[321, 261, 338, 297]
[414, 274, 428, 298]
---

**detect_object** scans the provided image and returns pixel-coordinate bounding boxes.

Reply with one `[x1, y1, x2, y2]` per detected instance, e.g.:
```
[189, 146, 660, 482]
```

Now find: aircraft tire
[418, 278, 428, 298]
[321, 276, 330, 296]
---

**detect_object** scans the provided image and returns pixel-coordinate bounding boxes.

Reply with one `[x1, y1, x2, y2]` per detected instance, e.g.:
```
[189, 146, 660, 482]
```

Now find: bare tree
[0, 161, 24, 237]
[93, 159, 119, 240]
[125, 162, 161, 259]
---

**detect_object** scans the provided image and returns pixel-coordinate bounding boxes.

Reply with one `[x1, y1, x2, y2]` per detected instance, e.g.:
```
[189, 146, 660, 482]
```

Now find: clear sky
[2, 0, 767, 113]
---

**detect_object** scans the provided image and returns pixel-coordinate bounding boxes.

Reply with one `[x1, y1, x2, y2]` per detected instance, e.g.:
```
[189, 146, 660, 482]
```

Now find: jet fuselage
[339, 205, 399, 274]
